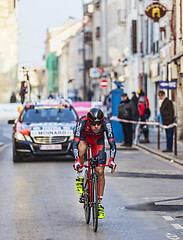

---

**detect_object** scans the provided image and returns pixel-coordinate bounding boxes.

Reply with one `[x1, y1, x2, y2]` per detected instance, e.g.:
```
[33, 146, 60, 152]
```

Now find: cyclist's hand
[108, 157, 116, 173]
[73, 158, 82, 171]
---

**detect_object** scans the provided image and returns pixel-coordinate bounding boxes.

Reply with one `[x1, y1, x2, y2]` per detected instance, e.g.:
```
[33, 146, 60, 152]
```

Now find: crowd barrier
[110, 116, 178, 156]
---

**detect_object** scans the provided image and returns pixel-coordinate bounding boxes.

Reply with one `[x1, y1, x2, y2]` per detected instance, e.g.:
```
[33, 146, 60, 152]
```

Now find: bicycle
[79, 145, 109, 232]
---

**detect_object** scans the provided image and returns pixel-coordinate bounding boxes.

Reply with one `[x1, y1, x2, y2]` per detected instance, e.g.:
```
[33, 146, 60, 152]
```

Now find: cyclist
[72, 107, 116, 219]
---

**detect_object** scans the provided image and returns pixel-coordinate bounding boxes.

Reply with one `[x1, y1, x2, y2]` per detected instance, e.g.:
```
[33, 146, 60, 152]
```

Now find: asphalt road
[1, 122, 183, 240]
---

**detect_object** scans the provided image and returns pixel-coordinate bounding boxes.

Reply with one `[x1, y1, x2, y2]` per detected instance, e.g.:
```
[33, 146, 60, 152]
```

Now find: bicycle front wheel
[92, 173, 98, 232]
[84, 170, 91, 224]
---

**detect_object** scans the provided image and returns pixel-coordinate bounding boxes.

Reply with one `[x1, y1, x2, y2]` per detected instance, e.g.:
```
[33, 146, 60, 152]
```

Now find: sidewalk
[116, 126, 183, 167]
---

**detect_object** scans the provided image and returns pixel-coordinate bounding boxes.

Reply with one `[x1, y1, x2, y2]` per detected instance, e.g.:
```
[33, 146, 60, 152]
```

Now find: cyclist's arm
[72, 118, 85, 160]
[104, 118, 116, 159]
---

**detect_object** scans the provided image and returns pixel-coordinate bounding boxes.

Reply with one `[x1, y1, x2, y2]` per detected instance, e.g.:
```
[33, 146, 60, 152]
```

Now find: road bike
[80, 145, 108, 232]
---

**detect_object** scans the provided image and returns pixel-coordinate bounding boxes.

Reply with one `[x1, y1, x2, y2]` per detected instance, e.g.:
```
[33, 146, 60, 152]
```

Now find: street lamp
[82, 0, 87, 100]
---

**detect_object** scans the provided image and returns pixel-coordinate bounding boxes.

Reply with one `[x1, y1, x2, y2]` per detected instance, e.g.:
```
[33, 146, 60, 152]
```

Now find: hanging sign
[159, 81, 177, 90]
[145, 2, 167, 22]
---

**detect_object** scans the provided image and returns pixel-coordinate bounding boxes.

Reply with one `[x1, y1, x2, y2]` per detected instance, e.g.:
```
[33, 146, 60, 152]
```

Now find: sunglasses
[89, 121, 102, 126]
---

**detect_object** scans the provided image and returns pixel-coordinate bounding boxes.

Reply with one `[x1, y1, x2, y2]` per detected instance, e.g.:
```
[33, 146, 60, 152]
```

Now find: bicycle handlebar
[80, 164, 109, 168]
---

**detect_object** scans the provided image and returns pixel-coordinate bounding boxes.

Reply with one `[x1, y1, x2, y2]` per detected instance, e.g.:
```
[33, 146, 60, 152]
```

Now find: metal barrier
[110, 116, 178, 156]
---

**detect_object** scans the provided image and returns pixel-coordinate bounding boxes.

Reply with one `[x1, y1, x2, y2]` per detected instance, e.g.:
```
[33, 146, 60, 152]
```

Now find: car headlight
[14, 131, 25, 141]
[24, 135, 32, 142]
[69, 135, 74, 140]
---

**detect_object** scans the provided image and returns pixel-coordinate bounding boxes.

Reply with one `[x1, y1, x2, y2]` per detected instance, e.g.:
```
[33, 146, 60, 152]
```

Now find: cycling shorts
[80, 133, 106, 165]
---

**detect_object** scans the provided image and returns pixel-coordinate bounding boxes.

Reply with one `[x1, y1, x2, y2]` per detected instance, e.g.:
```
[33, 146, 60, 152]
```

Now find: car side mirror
[8, 119, 15, 124]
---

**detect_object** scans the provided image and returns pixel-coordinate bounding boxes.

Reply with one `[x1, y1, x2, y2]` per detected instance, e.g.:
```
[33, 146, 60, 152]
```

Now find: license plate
[40, 144, 62, 150]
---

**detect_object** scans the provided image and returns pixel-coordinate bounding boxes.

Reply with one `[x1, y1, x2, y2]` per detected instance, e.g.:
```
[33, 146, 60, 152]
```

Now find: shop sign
[145, 2, 167, 22]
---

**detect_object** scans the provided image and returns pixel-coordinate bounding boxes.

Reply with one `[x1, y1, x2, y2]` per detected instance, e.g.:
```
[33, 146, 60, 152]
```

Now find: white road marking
[172, 224, 183, 230]
[163, 216, 174, 221]
[0, 143, 9, 153]
[166, 233, 180, 239]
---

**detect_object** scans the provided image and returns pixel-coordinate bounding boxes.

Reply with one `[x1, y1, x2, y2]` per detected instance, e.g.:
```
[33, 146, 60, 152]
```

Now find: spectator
[137, 89, 151, 143]
[103, 93, 112, 118]
[131, 91, 138, 113]
[87, 89, 94, 101]
[158, 90, 174, 152]
[48, 92, 54, 99]
[10, 92, 16, 103]
[118, 93, 138, 147]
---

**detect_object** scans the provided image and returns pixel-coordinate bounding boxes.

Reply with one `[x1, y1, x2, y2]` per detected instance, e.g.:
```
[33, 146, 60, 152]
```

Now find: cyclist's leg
[92, 136, 106, 197]
[95, 166, 105, 197]
[76, 140, 87, 194]
[95, 165, 105, 219]
[92, 137, 106, 219]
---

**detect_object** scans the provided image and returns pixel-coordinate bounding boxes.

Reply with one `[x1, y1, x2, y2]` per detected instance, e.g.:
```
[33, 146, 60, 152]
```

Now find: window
[96, 57, 101, 67]
[20, 108, 77, 123]
[131, 20, 137, 54]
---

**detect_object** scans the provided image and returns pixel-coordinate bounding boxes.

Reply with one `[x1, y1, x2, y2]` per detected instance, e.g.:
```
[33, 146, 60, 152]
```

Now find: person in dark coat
[158, 90, 175, 152]
[10, 92, 16, 103]
[118, 93, 138, 147]
[131, 91, 138, 114]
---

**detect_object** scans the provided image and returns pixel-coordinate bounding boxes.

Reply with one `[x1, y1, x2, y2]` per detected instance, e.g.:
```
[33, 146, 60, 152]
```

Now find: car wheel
[13, 148, 23, 163]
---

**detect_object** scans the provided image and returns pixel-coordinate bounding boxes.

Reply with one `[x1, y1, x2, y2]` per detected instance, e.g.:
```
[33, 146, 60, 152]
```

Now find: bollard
[157, 117, 160, 150]
[174, 117, 177, 156]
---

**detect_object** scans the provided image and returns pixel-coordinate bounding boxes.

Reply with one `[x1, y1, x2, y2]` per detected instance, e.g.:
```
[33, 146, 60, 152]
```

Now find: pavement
[116, 126, 183, 167]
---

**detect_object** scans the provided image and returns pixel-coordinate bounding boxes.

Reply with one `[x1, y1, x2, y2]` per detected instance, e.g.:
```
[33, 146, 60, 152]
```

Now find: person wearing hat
[118, 93, 138, 147]
[137, 89, 151, 143]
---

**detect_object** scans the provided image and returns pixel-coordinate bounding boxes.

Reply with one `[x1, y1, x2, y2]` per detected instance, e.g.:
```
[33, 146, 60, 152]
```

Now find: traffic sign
[89, 68, 100, 78]
[159, 81, 177, 90]
[100, 79, 109, 88]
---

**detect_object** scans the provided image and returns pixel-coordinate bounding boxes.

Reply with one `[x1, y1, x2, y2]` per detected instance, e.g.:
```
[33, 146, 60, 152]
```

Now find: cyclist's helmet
[87, 108, 104, 125]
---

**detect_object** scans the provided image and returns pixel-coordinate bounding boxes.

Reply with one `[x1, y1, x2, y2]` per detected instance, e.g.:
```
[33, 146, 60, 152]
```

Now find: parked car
[8, 100, 79, 162]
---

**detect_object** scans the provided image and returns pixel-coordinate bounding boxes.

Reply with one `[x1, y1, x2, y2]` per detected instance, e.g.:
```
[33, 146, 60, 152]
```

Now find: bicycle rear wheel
[83, 170, 91, 224]
[92, 173, 98, 232]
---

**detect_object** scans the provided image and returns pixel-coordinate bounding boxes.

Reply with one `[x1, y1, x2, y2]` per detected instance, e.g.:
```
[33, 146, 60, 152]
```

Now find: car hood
[17, 122, 76, 137]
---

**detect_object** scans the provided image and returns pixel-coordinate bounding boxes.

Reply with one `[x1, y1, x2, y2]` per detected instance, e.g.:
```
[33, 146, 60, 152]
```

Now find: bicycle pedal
[79, 197, 84, 203]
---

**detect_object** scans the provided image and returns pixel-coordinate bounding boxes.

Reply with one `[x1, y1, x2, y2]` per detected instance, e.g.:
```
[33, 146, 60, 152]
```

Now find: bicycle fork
[89, 172, 100, 206]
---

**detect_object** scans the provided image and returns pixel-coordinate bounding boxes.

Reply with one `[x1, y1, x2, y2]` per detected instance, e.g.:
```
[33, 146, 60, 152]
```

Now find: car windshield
[19, 107, 78, 123]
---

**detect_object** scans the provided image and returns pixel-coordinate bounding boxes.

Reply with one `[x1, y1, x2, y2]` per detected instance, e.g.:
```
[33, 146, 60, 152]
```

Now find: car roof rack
[24, 98, 73, 107]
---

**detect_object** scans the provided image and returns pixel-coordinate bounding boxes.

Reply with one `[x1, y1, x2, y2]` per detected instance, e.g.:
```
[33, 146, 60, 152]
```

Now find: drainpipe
[180, 0, 182, 35]
[171, 2, 176, 56]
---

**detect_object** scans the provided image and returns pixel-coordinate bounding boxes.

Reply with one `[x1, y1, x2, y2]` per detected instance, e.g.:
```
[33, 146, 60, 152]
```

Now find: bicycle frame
[80, 145, 108, 232]
[81, 146, 108, 206]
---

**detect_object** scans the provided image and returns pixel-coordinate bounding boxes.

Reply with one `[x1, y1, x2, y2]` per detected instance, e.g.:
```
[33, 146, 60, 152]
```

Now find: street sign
[159, 81, 177, 90]
[100, 79, 109, 88]
[89, 68, 100, 78]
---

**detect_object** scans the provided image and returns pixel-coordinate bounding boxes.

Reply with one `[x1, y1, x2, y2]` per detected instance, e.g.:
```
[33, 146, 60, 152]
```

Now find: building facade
[0, 0, 18, 103]
[45, 18, 83, 99]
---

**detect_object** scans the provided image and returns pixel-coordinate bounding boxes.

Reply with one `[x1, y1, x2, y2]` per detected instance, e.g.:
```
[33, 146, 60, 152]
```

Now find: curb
[136, 144, 183, 167]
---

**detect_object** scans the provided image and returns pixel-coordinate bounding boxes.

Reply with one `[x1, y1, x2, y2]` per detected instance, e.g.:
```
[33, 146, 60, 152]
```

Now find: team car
[8, 100, 79, 162]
